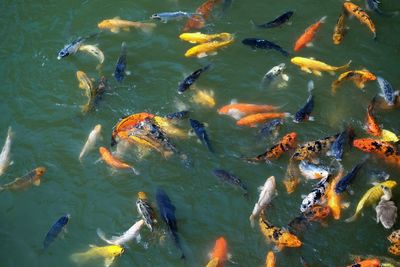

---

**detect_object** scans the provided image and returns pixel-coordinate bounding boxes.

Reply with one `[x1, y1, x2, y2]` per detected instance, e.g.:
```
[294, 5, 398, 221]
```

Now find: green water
[1, 0, 400, 266]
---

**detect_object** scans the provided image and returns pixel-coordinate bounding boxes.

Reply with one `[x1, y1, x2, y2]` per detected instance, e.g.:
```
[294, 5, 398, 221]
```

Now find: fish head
[97, 20, 111, 29]
[277, 63, 286, 71]
[306, 205, 331, 220]
[290, 57, 302, 66]
[36, 167, 47, 175]
[333, 33, 342, 45]
[382, 180, 397, 189]
[363, 71, 377, 81]
[109, 245, 124, 256]
[57, 48, 70, 60]
[284, 132, 297, 146]
[212, 237, 228, 260]
[280, 232, 302, 247]
[137, 191, 148, 200]
[150, 14, 162, 20]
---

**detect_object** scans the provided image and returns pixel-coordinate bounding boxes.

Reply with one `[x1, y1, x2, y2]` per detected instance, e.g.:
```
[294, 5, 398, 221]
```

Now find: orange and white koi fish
[365, 97, 382, 137]
[205, 237, 228, 267]
[184, 38, 234, 58]
[266, 251, 275, 267]
[183, 0, 222, 32]
[99, 147, 139, 175]
[218, 103, 281, 120]
[291, 57, 351, 76]
[236, 112, 290, 127]
[98, 17, 156, 34]
[332, 12, 346, 45]
[332, 70, 376, 94]
[293, 16, 327, 52]
[245, 132, 297, 162]
[179, 32, 232, 44]
[343, 2, 376, 39]
[259, 213, 302, 251]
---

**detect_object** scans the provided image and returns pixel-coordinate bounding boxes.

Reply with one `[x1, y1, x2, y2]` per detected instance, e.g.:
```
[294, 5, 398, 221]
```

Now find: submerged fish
[97, 220, 144, 245]
[114, 42, 127, 83]
[242, 38, 289, 57]
[332, 12, 346, 45]
[192, 89, 216, 108]
[79, 44, 105, 65]
[335, 159, 366, 194]
[178, 64, 211, 94]
[343, 2, 376, 39]
[165, 110, 189, 120]
[98, 17, 156, 34]
[156, 188, 185, 259]
[70, 245, 124, 267]
[0, 127, 13, 176]
[182, 0, 222, 32]
[43, 214, 70, 250]
[218, 103, 281, 120]
[0, 167, 46, 191]
[212, 169, 248, 196]
[332, 70, 376, 93]
[299, 161, 329, 180]
[375, 186, 397, 229]
[57, 36, 85, 60]
[249, 176, 276, 227]
[291, 57, 351, 76]
[255, 11, 294, 28]
[79, 124, 102, 161]
[293, 81, 314, 123]
[98, 147, 139, 174]
[150, 11, 202, 23]
[205, 237, 228, 267]
[293, 16, 327, 52]
[189, 118, 213, 152]
[136, 191, 156, 231]
[346, 180, 397, 222]
[283, 159, 301, 194]
[258, 119, 283, 139]
[377, 76, 398, 106]
[347, 258, 381, 267]
[300, 176, 330, 213]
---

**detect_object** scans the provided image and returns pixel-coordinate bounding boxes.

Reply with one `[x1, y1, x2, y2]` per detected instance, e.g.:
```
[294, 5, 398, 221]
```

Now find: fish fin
[307, 80, 314, 92]
[196, 52, 208, 58]
[89, 244, 98, 248]
[33, 179, 41, 186]
[329, 71, 335, 76]
[312, 70, 322, 76]
[249, 214, 256, 228]
[345, 214, 358, 223]
[319, 15, 327, 23]
[123, 27, 130, 32]
[305, 42, 314, 48]
[136, 233, 141, 243]
[110, 27, 120, 33]
[308, 116, 315, 121]
[96, 228, 113, 244]
[113, 16, 121, 20]
[140, 23, 156, 34]
[208, 51, 218, 56]
[301, 194, 307, 199]
[282, 74, 289, 81]
[300, 67, 312, 73]
[10, 160, 14, 166]
[341, 202, 350, 210]
[104, 257, 115, 267]
[131, 167, 140, 175]
[230, 99, 238, 104]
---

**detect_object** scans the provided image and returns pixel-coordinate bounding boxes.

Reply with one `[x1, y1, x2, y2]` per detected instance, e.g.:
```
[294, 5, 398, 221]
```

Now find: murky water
[0, 0, 400, 266]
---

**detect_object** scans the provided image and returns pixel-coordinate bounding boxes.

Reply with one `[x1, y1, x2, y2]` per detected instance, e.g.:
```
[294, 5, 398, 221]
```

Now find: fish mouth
[150, 15, 161, 20]
[57, 56, 61, 60]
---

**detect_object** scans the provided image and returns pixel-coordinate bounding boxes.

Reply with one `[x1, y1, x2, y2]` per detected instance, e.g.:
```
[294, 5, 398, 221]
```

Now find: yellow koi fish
[191, 89, 216, 108]
[76, 71, 93, 91]
[332, 12, 346, 45]
[98, 17, 156, 34]
[346, 180, 397, 222]
[331, 70, 376, 93]
[291, 57, 351, 76]
[380, 129, 399, 143]
[179, 32, 232, 44]
[185, 38, 234, 58]
[343, 2, 376, 39]
[79, 44, 105, 65]
[153, 116, 187, 138]
[70, 245, 124, 267]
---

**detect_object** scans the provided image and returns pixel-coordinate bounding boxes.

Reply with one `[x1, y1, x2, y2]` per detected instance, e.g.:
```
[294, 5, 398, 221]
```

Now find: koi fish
[343, 2, 376, 39]
[245, 132, 297, 162]
[156, 188, 185, 259]
[76, 70, 93, 91]
[345, 180, 397, 222]
[183, 0, 222, 32]
[249, 176, 276, 227]
[366, 0, 399, 16]
[300, 176, 330, 212]
[388, 243, 400, 256]
[70, 245, 124, 267]
[327, 164, 344, 219]
[261, 63, 289, 86]
[283, 159, 301, 194]
[153, 116, 187, 138]
[332, 12, 346, 45]
[388, 229, 400, 244]
[375, 186, 397, 229]
[259, 119, 283, 139]
[353, 138, 397, 156]
[57, 36, 85, 60]
[293, 81, 314, 123]
[114, 42, 127, 83]
[292, 134, 338, 161]
[266, 251, 276, 267]
[205, 237, 228, 267]
[185, 38, 234, 58]
[335, 159, 366, 193]
[98, 17, 156, 34]
[236, 112, 290, 127]
[377, 76, 399, 106]
[190, 118, 213, 152]
[43, 214, 70, 250]
[111, 112, 155, 145]
[0, 127, 13, 176]
[218, 103, 281, 120]
[79, 124, 102, 161]
[136, 192, 156, 231]
[242, 38, 289, 57]
[151, 11, 202, 23]
[380, 129, 399, 143]
[347, 258, 380, 267]
[98, 147, 139, 175]
[0, 167, 46, 191]
[365, 96, 382, 137]
[259, 213, 302, 250]
[302, 205, 331, 222]
[255, 11, 294, 28]
[293, 16, 327, 52]
[78, 44, 105, 65]
[212, 169, 248, 196]
[97, 220, 144, 245]
[94, 76, 108, 107]
[192, 89, 216, 108]
[179, 32, 232, 44]
[327, 127, 355, 161]
[178, 64, 211, 94]
[298, 161, 330, 180]
[165, 110, 189, 120]
[332, 70, 376, 93]
[291, 57, 351, 76]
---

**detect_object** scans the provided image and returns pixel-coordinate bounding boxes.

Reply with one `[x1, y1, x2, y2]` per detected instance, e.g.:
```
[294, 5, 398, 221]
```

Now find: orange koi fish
[99, 147, 139, 174]
[365, 97, 382, 137]
[236, 112, 290, 127]
[245, 132, 297, 162]
[205, 237, 228, 267]
[111, 112, 155, 145]
[343, 2, 376, 39]
[218, 103, 281, 120]
[347, 258, 380, 267]
[183, 0, 222, 32]
[353, 138, 397, 157]
[303, 205, 331, 222]
[332, 12, 346, 45]
[259, 213, 302, 251]
[265, 251, 275, 267]
[331, 70, 376, 94]
[294, 16, 327, 52]
[327, 164, 345, 220]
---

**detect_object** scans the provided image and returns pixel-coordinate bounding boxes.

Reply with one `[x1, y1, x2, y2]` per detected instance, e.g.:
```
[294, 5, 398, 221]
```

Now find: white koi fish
[97, 219, 144, 246]
[79, 124, 102, 161]
[0, 127, 13, 176]
[249, 176, 276, 227]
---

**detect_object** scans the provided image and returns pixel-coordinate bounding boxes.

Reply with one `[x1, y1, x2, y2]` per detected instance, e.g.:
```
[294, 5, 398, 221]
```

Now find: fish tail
[140, 23, 156, 34]
[319, 15, 328, 23]
[331, 80, 341, 95]
[307, 80, 314, 93]
[368, 95, 377, 114]
[335, 60, 352, 71]
[70, 252, 90, 264]
[131, 167, 140, 175]
[345, 213, 358, 223]
[96, 228, 113, 244]
[249, 214, 256, 228]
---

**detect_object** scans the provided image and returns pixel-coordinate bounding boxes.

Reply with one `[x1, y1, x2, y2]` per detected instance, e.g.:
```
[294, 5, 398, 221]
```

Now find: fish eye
[151, 14, 161, 19]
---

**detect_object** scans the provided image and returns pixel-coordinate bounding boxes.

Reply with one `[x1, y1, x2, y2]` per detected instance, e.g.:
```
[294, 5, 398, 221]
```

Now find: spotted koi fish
[300, 176, 330, 213]
[343, 1, 376, 39]
[292, 134, 338, 161]
[353, 138, 400, 166]
[245, 132, 297, 162]
[332, 12, 346, 45]
[365, 97, 382, 137]
[331, 70, 376, 94]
